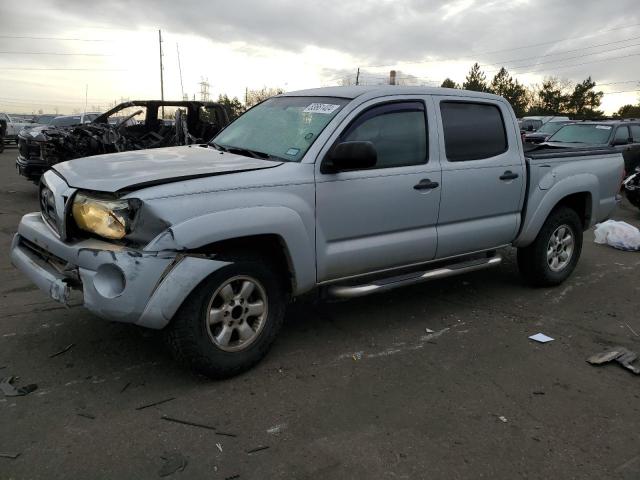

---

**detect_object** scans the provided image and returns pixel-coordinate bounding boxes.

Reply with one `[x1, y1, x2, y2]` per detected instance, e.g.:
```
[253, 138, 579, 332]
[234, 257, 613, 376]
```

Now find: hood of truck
[53, 145, 283, 192]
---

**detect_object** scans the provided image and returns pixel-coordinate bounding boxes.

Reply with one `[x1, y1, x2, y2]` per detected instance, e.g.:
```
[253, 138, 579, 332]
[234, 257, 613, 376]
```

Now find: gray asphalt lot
[1, 144, 639, 479]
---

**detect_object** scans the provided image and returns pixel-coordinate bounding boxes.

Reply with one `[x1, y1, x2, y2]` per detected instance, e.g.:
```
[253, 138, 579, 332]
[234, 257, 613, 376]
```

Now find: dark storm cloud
[1, 0, 640, 84]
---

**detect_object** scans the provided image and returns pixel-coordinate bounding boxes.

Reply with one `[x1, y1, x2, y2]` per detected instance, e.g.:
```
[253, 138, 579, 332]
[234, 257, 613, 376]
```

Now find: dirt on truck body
[16, 100, 230, 183]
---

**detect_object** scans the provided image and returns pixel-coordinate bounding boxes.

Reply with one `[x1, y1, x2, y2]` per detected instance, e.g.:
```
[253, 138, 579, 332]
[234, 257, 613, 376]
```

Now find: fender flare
[145, 206, 315, 294]
[513, 173, 598, 247]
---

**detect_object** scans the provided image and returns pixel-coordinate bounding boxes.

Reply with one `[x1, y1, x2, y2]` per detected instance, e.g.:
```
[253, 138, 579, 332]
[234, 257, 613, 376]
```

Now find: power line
[0, 35, 108, 42]
[510, 50, 640, 76]
[0, 51, 112, 56]
[479, 34, 640, 68]
[484, 41, 640, 74]
[0, 67, 126, 71]
[474, 22, 640, 56]
[360, 22, 640, 70]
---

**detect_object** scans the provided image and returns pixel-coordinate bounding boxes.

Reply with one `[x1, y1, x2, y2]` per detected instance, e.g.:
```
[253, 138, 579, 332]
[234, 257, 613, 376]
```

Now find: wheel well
[190, 234, 295, 294]
[554, 192, 592, 230]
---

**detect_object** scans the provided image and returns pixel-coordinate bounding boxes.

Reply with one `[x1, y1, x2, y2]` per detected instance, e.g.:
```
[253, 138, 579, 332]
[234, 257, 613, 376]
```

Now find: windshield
[212, 96, 349, 161]
[51, 116, 82, 127]
[538, 122, 569, 134]
[548, 124, 613, 144]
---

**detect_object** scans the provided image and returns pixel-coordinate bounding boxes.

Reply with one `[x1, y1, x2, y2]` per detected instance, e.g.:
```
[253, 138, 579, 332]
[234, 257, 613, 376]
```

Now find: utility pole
[355, 67, 360, 86]
[245, 87, 248, 107]
[176, 43, 185, 101]
[158, 29, 165, 118]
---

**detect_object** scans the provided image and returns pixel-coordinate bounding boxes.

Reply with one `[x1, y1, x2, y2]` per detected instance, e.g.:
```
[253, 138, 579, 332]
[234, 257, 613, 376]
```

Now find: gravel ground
[1, 144, 639, 479]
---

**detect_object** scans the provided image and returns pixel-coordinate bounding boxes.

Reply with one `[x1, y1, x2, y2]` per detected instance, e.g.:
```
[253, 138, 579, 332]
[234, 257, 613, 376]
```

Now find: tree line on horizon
[441, 63, 640, 119]
[213, 66, 640, 121]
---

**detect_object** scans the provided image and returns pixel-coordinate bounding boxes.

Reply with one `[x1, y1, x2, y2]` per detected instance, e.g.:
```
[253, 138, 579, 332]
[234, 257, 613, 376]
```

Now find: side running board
[327, 255, 502, 299]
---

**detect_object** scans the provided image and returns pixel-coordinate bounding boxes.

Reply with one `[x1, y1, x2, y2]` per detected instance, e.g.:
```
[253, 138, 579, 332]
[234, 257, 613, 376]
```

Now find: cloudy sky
[0, 0, 639, 115]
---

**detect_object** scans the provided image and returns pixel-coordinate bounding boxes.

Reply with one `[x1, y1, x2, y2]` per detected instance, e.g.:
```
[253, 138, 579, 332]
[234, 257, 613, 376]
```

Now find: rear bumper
[10, 213, 228, 329]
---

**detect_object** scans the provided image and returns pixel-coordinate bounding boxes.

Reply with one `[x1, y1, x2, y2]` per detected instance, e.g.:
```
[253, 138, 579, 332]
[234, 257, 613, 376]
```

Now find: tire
[517, 206, 583, 287]
[164, 256, 287, 379]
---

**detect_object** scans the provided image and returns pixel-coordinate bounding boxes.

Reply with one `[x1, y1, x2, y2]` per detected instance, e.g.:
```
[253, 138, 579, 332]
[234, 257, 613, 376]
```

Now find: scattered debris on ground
[77, 412, 96, 420]
[0, 452, 21, 460]
[625, 323, 639, 337]
[594, 220, 640, 251]
[135, 397, 176, 410]
[529, 333, 554, 343]
[49, 343, 74, 358]
[216, 443, 223, 453]
[246, 446, 269, 454]
[224, 475, 240, 480]
[587, 347, 640, 375]
[158, 452, 187, 477]
[161, 415, 217, 431]
[498, 416, 508, 423]
[120, 382, 131, 393]
[0, 376, 37, 397]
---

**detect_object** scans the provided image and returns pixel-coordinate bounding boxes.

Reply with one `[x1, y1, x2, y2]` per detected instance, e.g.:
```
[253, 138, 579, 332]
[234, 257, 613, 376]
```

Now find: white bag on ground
[593, 220, 640, 251]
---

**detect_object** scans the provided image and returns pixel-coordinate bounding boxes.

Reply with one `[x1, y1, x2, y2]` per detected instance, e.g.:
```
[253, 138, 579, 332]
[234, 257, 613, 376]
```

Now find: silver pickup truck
[10, 86, 624, 378]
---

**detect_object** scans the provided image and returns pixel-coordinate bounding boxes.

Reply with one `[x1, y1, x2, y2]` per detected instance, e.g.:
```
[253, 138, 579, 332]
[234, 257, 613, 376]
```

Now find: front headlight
[72, 192, 135, 240]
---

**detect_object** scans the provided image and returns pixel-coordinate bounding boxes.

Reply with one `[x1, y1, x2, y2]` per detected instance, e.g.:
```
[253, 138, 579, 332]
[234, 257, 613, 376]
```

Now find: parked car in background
[0, 117, 5, 153]
[520, 115, 571, 133]
[524, 120, 574, 144]
[0, 112, 35, 144]
[10, 86, 624, 378]
[16, 101, 229, 182]
[543, 121, 640, 172]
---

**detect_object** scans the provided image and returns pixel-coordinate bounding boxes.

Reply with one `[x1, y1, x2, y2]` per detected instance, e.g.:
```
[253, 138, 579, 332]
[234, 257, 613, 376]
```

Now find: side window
[440, 101, 508, 162]
[630, 125, 640, 143]
[342, 102, 427, 168]
[614, 126, 630, 143]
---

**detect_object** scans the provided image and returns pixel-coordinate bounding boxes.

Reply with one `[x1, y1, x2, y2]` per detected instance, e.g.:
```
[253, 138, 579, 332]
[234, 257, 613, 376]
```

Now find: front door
[315, 98, 441, 282]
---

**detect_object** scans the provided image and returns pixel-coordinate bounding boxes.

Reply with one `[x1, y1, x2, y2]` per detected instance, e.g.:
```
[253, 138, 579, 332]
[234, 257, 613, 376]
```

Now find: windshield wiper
[209, 141, 228, 152]
[211, 143, 287, 162]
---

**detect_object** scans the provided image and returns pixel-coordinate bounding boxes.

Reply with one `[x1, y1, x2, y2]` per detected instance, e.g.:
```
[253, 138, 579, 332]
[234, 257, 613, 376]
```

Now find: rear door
[434, 97, 525, 258]
[315, 97, 441, 282]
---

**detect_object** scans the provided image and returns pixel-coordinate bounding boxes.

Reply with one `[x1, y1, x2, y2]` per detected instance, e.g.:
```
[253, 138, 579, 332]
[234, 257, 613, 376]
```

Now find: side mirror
[527, 125, 534, 131]
[612, 138, 629, 146]
[323, 141, 377, 172]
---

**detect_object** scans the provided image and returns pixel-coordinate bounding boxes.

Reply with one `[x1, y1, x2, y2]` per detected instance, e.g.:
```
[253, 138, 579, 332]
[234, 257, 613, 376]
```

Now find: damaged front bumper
[10, 212, 228, 329]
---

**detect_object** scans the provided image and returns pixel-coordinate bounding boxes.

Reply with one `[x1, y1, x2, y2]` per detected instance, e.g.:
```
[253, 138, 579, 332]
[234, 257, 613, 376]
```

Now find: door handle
[413, 178, 439, 190]
[499, 171, 519, 181]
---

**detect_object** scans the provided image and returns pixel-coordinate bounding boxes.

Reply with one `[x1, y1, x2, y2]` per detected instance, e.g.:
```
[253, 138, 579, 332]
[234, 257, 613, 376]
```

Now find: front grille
[40, 183, 60, 235]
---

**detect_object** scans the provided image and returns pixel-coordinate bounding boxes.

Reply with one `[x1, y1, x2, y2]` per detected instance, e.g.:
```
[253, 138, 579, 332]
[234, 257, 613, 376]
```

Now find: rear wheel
[517, 207, 583, 287]
[165, 257, 287, 379]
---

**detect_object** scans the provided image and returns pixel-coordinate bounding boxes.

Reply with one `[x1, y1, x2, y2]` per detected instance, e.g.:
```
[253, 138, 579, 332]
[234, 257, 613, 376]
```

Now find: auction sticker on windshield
[303, 103, 341, 114]
[595, 125, 612, 129]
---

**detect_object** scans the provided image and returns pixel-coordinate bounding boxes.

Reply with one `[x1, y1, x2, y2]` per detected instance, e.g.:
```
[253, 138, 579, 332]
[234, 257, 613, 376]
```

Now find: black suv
[543, 120, 640, 172]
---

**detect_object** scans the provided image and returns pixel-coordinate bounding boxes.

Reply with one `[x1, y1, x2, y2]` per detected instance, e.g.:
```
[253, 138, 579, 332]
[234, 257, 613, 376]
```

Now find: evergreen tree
[441, 78, 459, 89]
[462, 63, 488, 92]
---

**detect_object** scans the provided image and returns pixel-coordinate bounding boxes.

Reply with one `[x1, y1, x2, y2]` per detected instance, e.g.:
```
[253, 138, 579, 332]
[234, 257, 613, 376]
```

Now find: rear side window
[440, 102, 508, 161]
[614, 126, 630, 143]
[629, 125, 640, 142]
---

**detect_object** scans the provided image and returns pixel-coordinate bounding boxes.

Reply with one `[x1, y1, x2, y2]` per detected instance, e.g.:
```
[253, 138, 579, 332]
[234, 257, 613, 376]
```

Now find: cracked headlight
[72, 192, 136, 240]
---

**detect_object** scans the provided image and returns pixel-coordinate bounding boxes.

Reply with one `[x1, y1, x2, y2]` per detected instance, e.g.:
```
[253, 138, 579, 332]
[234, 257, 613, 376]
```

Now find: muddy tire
[517, 207, 583, 287]
[165, 257, 287, 379]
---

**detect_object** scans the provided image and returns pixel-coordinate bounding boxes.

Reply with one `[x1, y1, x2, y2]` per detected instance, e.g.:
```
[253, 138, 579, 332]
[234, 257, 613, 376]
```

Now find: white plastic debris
[593, 220, 640, 251]
[529, 333, 554, 343]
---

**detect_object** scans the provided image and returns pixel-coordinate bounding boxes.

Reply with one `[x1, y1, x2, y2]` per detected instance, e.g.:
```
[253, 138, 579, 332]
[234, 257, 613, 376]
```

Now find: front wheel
[517, 207, 583, 287]
[165, 257, 287, 379]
